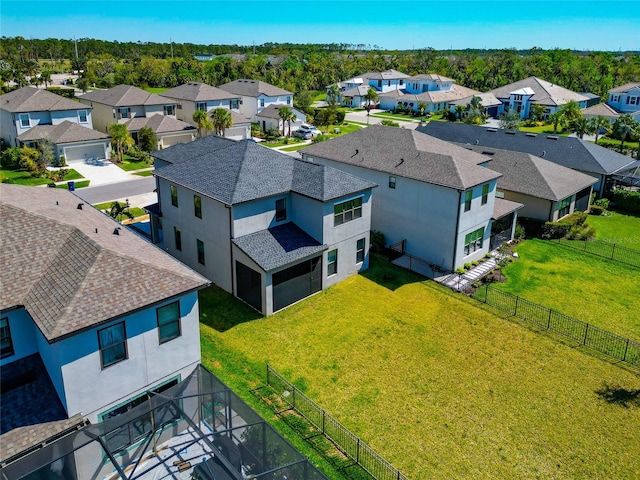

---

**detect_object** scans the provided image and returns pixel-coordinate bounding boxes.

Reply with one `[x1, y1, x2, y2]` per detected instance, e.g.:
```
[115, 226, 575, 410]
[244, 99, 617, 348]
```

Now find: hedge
[612, 189, 640, 213]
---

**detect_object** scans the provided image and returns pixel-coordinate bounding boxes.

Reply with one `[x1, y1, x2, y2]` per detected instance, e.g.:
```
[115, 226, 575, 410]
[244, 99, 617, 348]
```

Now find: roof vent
[395, 158, 405, 167]
[526, 133, 537, 137]
[77, 203, 84, 210]
[56, 201, 59, 205]
[547, 135, 559, 140]
[475, 139, 479, 145]
[95, 228, 98, 234]
[505, 131, 516, 135]
[113, 227, 121, 235]
[486, 128, 497, 133]
[482, 150, 495, 155]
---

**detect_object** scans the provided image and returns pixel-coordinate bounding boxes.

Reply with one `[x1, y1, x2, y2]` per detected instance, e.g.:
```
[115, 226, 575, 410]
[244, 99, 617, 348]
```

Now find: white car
[298, 124, 321, 137]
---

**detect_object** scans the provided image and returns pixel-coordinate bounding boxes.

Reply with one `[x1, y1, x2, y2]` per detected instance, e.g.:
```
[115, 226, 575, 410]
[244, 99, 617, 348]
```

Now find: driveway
[69, 159, 138, 186]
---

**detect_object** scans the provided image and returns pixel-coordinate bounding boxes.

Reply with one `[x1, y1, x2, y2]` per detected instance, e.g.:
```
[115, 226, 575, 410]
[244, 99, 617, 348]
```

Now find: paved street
[74, 177, 155, 204]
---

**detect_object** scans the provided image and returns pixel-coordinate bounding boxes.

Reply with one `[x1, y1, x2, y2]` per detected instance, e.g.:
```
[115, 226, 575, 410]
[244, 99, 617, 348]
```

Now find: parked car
[294, 130, 312, 140]
[298, 124, 321, 137]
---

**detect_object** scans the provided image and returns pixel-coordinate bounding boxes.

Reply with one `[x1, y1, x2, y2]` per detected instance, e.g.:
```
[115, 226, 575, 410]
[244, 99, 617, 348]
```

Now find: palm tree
[418, 101, 427, 124]
[210, 108, 233, 137]
[193, 110, 212, 138]
[530, 104, 547, 123]
[569, 117, 595, 139]
[454, 105, 465, 121]
[549, 111, 566, 134]
[107, 123, 133, 163]
[285, 109, 297, 137]
[364, 87, 378, 124]
[612, 114, 639, 153]
[558, 100, 582, 124]
[326, 84, 340, 108]
[589, 116, 611, 144]
[278, 106, 293, 136]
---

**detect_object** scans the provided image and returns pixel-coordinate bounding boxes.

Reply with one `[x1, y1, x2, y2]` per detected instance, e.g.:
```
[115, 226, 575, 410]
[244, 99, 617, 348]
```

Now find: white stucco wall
[233, 194, 292, 238]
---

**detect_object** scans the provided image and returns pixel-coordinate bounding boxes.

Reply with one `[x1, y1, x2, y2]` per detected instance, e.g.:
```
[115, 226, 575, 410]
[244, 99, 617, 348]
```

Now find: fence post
[623, 338, 629, 361]
[356, 438, 360, 464]
[583, 324, 589, 345]
[266, 363, 270, 386]
[584, 238, 588, 251]
[322, 409, 325, 434]
[547, 309, 552, 330]
[611, 243, 616, 260]
[514, 295, 519, 316]
[484, 284, 488, 303]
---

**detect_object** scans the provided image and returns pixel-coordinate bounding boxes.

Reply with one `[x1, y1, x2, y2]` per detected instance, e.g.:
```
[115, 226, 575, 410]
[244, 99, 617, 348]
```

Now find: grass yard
[134, 170, 154, 177]
[200, 256, 640, 479]
[262, 138, 306, 148]
[143, 87, 169, 94]
[92, 201, 147, 220]
[370, 112, 421, 122]
[495, 239, 640, 340]
[56, 179, 90, 189]
[114, 155, 154, 172]
[518, 124, 569, 135]
[279, 144, 308, 152]
[594, 137, 639, 151]
[585, 208, 640, 251]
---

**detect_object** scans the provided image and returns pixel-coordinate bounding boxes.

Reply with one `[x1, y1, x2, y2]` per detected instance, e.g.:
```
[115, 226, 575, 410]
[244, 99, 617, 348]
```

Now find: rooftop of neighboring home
[462, 145, 598, 200]
[255, 104, 302, 119]
[79, 84, 174, 107]
[581, 102, 620, 118]
[125, 114, 196, 133]
[419, 122, 635, 175]
[365, 69, 411, 80]
[154, 139, 376, 205]
[161, 81, 240, 102]
[609, 82, 640, 93]
[488, 76, 590, 106]
[0, 86, 88, 112]
[407, 73, 454, 82]
[450, 92, 503, 107]
[16, 120, 109, 143]
[0, 184, 209, 342]
[379, 84, 481, 104]
[218, 78, 292, 98]
[342, 85, 372, 97]
[152, 134, 237, 166]
[300, 125, 501, 190]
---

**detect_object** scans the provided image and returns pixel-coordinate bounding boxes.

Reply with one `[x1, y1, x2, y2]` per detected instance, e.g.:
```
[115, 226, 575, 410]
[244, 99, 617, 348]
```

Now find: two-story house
[606, 82, 640, 120]
[160, 81, 253, 140]
[78, 84, 196, 148]
[301, 126, 515, 272]
[150, 137, 376, 316]
[0, 87, 94, 147]
[0, 184, 209, 441]
[217, 79, 294, 124]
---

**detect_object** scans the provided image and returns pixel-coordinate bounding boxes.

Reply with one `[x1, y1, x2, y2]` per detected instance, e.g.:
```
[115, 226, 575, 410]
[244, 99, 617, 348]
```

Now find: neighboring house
[460, 145, 597, 221]
[606, 82, 640, 120]
[449, 92, 503, 118]
[487, 76, 590, 119]
[339, 84, 372, 108]
[0, 86, 93, 147]
[300, 125, 517, 271]
[16, 120, 111, 164]
[194, 53, 214, 61]
[255, 104, 306, 134]
[581, 102, 620, 123]
[420, 122, 636, 197]
[150, 137, 376, 316]
[125, 114, 196, 149]
[0, 184, 209, 436]
[160, 82, 252, 140]
[218, 79, 294, 122]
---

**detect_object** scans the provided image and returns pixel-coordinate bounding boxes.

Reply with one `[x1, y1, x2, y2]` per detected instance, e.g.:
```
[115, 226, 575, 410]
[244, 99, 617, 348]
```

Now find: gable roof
[161, 82, 240, 102]
[154, 139, 376, 205]
[1, 87, 88, 113]
[407, 74, 454, 83]
[151, 134, 236, 165]
[16, 121, 109, 144]
[450, 92, 502, 107]
[582, 103, 620, 118]
[379, 85, 481, 104]
[0, 185, 209, 342]
[301, 125, 501, 190]
[609, 82, 640, 94]
[218, 79, 292, 98]
[419, 122, 635, 175]
[255, 104, 304, 120]
[365, 69, 410, 80]
[79, 84, 174, 107]
[488, 77, 589, 106]
[342, 85, 371, 97]
[125, 115, 195, 134]
[463, 146, 597, 201]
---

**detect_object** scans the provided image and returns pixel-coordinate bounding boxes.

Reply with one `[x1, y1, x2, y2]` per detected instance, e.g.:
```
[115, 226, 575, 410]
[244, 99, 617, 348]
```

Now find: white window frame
[19, 113, 30, 128]
[334, 196, 363, 226]
[78, 110, 88, 123]
[327, 249, 338, 276]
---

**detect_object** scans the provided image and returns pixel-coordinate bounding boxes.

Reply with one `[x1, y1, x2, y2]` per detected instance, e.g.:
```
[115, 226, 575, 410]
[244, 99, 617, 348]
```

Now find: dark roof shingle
[79, 84, 174, 107]
[218, 79, 292, 98]
[17, 121, 109, 143]
[1, 87, 88, 113]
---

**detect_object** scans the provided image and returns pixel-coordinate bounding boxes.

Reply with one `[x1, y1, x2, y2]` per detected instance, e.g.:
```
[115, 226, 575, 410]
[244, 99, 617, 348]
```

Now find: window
[260, 98, 265, 108]
[464, 227, 484, 256]
[0, 318, 14, 358]
[389, 176, 396, 189]
[482, 184, 489, 205]
[118, 107, 130, 119]
[78, 110, 88, 123]
[196, 102, 206, 111]
[157, 301, 181, 344]
[19, 114, 30, 128]
[194, 195, 202, 218]
[377, 80, 382, 88]
[230, 99, 239, 109]
[464, 190, 473, 212]
[170, 185, 178, 207]
[399, 79, 404, 86]
[174, 227, 182, 251]
[356, 238, 365, 263]
[334, 197, 362, 226]
[286, 96, 291, 105]
[275, 198, 286, 222]
[558, 196, 572, 218]
[327, 249, 338, 276]
[164, 105, 175, 116]
[627, 96, 638, 105]
[98, 323, 127, 368]
[197, 239, 205, 265]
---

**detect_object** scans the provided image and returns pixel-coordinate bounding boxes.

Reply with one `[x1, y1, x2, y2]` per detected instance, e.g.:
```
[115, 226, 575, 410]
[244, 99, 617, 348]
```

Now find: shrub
[563, 211, 588, 226]
[464, 262, 472, 270]
[335, 110, 346, 123]
[485, 253, 492, 259]
[612, 189, 640, 213]
[593, 198, 610, 210]
[369, 230, 386, 253]
[589, 205, 604, 215]
[472, 260, 480, 266]
[517, 217, 544, 238]
[58, 155, 66, 167]
[380, 119, 400, 127]
[312, 134, 329, 143]
[542, 221, 571, 239]
[455, 267, 466, 275]
[514, 223, 525, 241]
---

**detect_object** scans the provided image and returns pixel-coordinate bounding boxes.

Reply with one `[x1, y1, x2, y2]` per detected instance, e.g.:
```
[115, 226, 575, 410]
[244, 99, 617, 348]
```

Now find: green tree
[558, 100, 583, 125]
[278, 106, 293, 136]
[499, 109, 521, 130]
[107, 201, 134, 222]
[548, 111, 566, 134]
[210, 108, 233, 137]
[138, 126, 157, 153]
[418, 101, 427, 123]
[37, 138, 55, 168]
[530, 104, 547, 122]
[589, 115, 611, 144]
[568, 117, 595, 139]
[612, 114, 639, 153]
[364, 87, 378, 124]
[108, 123, 133, 163]
[294, 90, 314, 112]
[193, 109, 212, 138]
[326, 84, 340, 109]
[454, 105, 466, 121]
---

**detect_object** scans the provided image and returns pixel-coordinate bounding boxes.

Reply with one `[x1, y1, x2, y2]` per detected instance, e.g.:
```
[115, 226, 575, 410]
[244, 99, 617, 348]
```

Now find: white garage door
[161, 133, 193, 148]
[64, 144, 106, 164]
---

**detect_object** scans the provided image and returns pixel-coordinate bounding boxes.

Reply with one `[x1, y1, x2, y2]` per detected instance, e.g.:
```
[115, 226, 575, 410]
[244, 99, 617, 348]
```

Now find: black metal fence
[266, 365, 409, 480]
[554, 237, 640, 268]
[476, 285, 640, 367]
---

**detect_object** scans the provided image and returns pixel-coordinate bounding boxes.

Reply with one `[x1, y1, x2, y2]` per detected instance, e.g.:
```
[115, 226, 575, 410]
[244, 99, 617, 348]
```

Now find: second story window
[286, 96, 291, 105]
[196, 102, 207, 111]
[19, 114, 30, 128]
[118, 107, 130, 119]
[334, 197, 362, 226]
[194, 195, 202, 219]
[157, 301, 181, 344]
[464, 190, 473, 212]
[482, 184, 489, 205]
[260, 98, 265, 108]
[275, 198, 286, 222]
[98, 322, 127, 369]
[174, 227, 182, 251]
[197, 239, 205, 265]
[164, 105, 175, 116]
[0, 318, 14, 359]
[78, 110, 88, 123]
[389, 176, 396, 189]
[170, 185, 178, 207]
[230, 99, 239, 109]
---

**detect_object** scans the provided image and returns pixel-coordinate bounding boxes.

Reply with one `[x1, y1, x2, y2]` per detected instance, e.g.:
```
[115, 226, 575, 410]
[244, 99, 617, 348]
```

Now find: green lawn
[134, 170, 154, 177]
[200, 256, 640, 479]
[585, 209, 640, 251]
[143, 87, 169, 94]
[593, 137, 639, 151]
[262, 138, 306, 148]
[279, 144, 308, 152]
[92, 201, 147, 220]
[518, 124, 570, 135]
[115, 155, 153, 172]
[1, 168, 84, 186]
[56, 180, 90, 189]
[370, 112, 421, 122]
[495, 239, 640, 340]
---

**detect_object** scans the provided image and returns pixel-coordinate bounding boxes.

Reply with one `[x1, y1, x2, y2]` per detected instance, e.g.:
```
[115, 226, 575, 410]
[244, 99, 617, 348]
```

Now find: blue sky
[1, 0, 638, 51]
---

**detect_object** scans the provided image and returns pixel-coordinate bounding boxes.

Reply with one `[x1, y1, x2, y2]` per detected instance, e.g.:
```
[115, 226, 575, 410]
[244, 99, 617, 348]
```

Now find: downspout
[452, 190, 463, 272]
[227, 204, 235, 295]
[548, 200, 555, 222]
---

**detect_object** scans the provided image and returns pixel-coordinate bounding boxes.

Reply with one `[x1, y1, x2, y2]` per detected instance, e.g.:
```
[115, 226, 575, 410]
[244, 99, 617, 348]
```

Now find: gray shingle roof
[463, 146, 597, 201]
[161, 82, 240, 102]
[379, 85, 481, 104]
[0, 185, 209, 342]
[582, 103, 620, 118]
[450, 92, 502, 107]
[406, 73, 454, 82]
[218, 79, 292, 98]
[125, 115, 195, 134]
[609, 82, 640, 94]
[301, 125, 501, 190]
[255, 104, 302, 120]
[342, 85, 371, 97]
[419, 122, 635, 175]
[79, 84, 174, 107]
[366, 69, 410, 80]
[154, 140, 376, 205]
[16, 121, 109, 143]
[1, 87, 88, 113]
[488, 76, 589, 107]
[151, 134, 236, 165]
[232, 223, 326, 271]
[492, 198, 524, 220]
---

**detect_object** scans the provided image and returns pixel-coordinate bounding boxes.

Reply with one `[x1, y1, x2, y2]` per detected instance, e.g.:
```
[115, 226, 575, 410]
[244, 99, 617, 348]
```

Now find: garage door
[64, 144, 106, 163]
[161, 134, 192, 148]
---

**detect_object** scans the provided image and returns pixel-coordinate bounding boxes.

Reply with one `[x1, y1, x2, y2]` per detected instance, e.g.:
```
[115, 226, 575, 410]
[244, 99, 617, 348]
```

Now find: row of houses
[329, 70, 640, 121]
